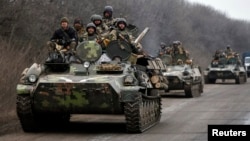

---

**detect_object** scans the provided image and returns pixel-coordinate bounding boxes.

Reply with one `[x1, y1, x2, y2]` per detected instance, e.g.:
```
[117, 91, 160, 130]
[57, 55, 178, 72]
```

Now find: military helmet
[104, 6, 113, 13]
[173, 40, 181, 45]
[86, 23, 96, 31]
[160, 42, 166, 48]
[60, 17, 69, 23]
[90, 14, 102, 22]
[116, 18, 127, 27]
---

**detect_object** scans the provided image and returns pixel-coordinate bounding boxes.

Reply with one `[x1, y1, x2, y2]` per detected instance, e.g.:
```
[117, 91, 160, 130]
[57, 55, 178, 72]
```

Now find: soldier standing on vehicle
[102, 6, 116, 28]
[47, 17, 77, 52]
[73, 18, 85, 44]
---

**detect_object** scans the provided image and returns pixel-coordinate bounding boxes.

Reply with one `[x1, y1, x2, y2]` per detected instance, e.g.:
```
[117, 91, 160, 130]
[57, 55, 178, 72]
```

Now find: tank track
[124, 93, 161, 133]
[184, 83, 201, 98]
[16, 95, 37, 132]
[17, 95, 71, 132]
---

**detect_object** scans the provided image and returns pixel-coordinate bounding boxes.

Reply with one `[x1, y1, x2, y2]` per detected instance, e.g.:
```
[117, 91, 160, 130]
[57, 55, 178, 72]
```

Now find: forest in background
[1, 0, 250, 124]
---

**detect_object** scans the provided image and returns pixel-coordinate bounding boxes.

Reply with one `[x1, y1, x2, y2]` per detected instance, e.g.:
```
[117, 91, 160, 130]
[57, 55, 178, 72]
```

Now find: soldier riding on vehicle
[73, 18, 85, 44]
[46, 17, 77, 63]
[109, 18, 143, 61]
[83, 23, 98, 42]
[158, 42, 167, 56]
[90, 14, 110, 48]
[171, 41, 190, 65]
[102, 6, 116, 28]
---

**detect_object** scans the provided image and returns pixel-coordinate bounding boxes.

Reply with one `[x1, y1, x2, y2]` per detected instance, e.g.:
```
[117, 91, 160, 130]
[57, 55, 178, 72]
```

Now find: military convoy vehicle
[16, 28, 168, 133]
[242, 52, 250, 77]
[160, 53, 204, 98]
[204, 53, 247, 84]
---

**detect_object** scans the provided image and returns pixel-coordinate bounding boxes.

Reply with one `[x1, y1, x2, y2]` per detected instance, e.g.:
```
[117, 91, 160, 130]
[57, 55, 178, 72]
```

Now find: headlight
[83, 61, 90, 68]
[28, 74, 37, 83]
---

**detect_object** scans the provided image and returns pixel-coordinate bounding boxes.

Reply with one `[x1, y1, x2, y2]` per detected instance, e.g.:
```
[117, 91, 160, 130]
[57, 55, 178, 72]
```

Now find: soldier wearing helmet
[90, 14, 110, 47]
[224, 45, 233, 56]
[82, 23, 98, 41]
[91, 14, 109, 35]
[47, 17, 77, 52]
[109, 18, 145, 60]
[102, 6, 116, 28]
[171, 40, 190, 65]
[172, 41, 181, 55]
[73, 18, 85, 44]
[109, 18, 132, 41]
[158, 42, 167, 56]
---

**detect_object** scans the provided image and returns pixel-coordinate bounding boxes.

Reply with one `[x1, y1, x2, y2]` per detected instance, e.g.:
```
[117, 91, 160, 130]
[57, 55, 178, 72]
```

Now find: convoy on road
[204, 50, 247, 84]
[16, 26, 169, 133]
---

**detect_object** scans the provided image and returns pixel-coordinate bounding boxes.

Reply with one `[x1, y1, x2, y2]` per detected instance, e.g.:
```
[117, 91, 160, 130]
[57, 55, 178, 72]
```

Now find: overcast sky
[186, 0, 250, 21]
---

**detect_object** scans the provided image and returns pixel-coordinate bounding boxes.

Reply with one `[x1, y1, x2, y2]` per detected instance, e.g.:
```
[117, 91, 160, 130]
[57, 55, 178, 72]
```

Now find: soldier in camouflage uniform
[90, 14, 110, 47]
[171, 41, 191, 65]
[109, 18, 142, 54]
[224, 45, 233, 57]
[102, 6, 117, 28]
[82, 23, 98, 42]
[158, 42, 167, 56]
[73, 18, 85, 44]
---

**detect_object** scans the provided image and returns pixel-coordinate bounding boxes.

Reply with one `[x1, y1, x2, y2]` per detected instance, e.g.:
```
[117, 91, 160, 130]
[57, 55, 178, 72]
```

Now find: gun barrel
[134, 27, 150, 44]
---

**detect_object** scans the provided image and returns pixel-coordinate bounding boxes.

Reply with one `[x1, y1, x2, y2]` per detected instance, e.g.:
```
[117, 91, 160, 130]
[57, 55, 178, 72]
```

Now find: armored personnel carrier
[16, 28, 168, 133]
[160, 52, 203, 98]
[204, 52, 247, 84]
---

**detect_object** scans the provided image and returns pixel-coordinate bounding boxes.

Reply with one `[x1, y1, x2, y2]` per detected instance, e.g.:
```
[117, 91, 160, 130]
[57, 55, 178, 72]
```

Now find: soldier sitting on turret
[90, 14, 110, 48]
[158, 42, 167, 56]
[46, 17, 77, 63]
[109, 18, 144, 60]
[212, 50, 227, 66]
[224, 45, 233, 57]
[102, 6, 117, 28]
[171, 41, 190, 65]
[82, 23, 98, 42]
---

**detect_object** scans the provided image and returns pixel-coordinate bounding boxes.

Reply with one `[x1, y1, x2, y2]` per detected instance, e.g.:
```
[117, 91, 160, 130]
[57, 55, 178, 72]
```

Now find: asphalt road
[1, 79, 250, 141]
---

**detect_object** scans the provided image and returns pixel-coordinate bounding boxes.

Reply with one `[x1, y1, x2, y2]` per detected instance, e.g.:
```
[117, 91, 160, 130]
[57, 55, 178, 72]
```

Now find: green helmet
[116, 18, 127, 27]
[104, 6, 113, 13]
[90, 14, 102, 22]
[86, 23, 96, 32]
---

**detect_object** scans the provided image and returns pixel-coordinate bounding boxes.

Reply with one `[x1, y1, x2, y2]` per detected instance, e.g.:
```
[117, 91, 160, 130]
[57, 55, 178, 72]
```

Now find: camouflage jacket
[96, 23, 110, 39]
[109, 28, 134, 43]
[102, 17, 116, 28]
[83, 33, 98, 41]
[75, 28, 85, 43]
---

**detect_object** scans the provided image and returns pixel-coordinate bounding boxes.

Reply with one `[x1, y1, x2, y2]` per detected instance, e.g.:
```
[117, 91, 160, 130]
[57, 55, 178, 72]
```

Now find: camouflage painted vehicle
[16, 31, 168, 133]
[160, 54, 204, 97]
[203, 55, 247, 84]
